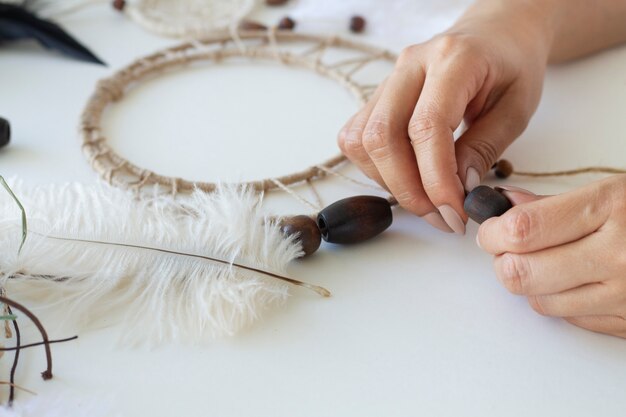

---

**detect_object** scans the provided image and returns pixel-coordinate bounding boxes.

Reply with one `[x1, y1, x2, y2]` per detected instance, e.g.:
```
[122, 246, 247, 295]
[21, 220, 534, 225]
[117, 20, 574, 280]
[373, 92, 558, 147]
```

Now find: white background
[1, 0, 626, 416]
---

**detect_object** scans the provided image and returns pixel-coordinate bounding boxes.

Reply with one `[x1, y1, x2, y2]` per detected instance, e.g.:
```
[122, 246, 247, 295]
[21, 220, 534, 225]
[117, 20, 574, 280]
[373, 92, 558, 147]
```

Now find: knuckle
[504, 209, 533, 249]
[340, 130, 364, 155]
[395, 190, 425, 215]
[498, 253, 531, 295]
[528, 296, 548, 316]
[432, 34, 464, 57]
[362, 120, 391, 157]
[397, 45, 420, 66]
[408, 113, 441, 147]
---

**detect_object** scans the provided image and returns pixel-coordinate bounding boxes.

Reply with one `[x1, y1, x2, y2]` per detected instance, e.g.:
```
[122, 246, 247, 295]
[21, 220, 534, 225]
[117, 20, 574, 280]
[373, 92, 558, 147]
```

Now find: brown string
[513, 167, 626, 177]
[494, 159, 626, 179]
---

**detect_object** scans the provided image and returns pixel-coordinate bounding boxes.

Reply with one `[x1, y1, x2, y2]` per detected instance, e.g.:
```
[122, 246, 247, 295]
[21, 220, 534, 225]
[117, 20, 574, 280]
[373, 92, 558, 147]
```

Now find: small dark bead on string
[112, 0, 126, 11]
[266, 0, 289, 5]
[349, 15, 366, 33]
[464, 185, 513, 224]
[494, 159, 513, 179]
[239, 20, 268, 31]
[0, 117, 10, 149]
[279, 215, 321, 257]
[278, 16, 296, 30]
[317, 196, 392, 244]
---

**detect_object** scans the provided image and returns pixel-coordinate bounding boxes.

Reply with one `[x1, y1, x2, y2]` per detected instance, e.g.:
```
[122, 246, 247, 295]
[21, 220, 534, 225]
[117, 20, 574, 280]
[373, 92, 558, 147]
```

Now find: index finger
[408, 65, 476, 234]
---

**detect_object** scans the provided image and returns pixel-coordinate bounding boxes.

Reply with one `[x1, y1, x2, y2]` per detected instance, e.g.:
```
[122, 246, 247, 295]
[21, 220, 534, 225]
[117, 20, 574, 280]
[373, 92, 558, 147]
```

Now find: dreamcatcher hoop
[80, 29, 397, 197]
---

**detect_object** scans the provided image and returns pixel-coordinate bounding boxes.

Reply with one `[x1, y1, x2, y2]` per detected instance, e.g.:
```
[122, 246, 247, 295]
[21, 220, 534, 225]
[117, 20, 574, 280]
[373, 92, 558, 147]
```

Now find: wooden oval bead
[279, 215, 321, 257]
[317, 196, 392, 244]
[464, 185, 512, 224]
[0, 117, 10, 149]
[266, 0, 289, 5]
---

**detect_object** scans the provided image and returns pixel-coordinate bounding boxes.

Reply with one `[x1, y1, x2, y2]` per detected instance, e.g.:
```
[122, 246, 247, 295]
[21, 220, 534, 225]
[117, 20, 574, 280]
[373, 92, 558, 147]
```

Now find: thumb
[494, 185, 548, 205]
[455, 90, 532, 192]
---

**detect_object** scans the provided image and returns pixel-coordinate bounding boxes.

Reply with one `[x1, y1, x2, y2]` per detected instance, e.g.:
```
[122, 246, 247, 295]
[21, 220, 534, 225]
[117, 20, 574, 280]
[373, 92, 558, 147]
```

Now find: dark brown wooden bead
[464, 185, 513, 224]
[317, 196, 392, 244]
[266, 0, 289, 5]
[112, 0, 126, 11]
[0, 117, 10, 149]
[279, 215, 321, 257]
[238, 20, 268, 31]
[494, 159, 513, 178]
[278, 16, 296, 30]
[349, 15, 366, 33]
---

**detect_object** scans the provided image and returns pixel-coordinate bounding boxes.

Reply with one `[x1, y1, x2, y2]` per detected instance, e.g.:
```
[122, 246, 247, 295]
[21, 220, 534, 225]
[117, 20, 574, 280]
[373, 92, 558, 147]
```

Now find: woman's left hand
[477, 175, 626, 338]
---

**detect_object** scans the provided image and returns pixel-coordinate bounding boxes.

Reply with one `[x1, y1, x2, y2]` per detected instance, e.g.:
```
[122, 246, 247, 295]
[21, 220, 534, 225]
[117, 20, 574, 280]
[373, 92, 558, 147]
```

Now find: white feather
[0, 180, 304, 343]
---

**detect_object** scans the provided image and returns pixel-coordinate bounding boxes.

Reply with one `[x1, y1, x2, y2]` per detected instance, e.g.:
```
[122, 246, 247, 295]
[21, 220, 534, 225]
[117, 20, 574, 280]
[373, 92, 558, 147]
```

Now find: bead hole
[317, 216, 328, 240]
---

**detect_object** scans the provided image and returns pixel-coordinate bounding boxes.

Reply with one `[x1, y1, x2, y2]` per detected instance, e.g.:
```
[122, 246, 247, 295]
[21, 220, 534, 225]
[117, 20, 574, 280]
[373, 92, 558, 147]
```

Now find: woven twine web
[124, 0, 257, 38]
[80, 29, 396, 210]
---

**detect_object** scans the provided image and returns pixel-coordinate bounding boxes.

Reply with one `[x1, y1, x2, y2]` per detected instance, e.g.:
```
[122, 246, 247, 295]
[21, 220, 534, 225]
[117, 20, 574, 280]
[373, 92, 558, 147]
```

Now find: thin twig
[7, 306, 20, 406]
[0, 335, 78, 352]
[0, 296, 54, 383]
[0, 176, 28, 253]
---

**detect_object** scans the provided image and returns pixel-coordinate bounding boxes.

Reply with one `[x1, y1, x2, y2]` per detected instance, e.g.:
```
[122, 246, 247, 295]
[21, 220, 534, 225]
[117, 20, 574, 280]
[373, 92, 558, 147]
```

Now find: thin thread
[271, 179, 320, 211]
[513, 167, 626, 177]
[315, 165, 386, 192]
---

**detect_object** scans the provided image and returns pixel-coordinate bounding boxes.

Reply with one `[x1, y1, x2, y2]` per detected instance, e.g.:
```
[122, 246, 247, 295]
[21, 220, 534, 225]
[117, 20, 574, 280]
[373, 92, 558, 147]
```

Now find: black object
[0, 4, 105, 65]
[0, 117, 10, 149]
[464, 185, 513, 224]
[317, 196, 392, 244]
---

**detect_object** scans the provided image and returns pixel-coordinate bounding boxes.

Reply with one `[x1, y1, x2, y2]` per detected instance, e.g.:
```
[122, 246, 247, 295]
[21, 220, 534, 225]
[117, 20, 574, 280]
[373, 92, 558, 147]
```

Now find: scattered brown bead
[266, 0, 289, 5]
[279, 215, 321, 257]
[238, 20, 268, 31]
[277, 16, 296, 30]
[349, 15, 366, 33]
[0, 117, 10, 149]
[494, 159, 514, 179]
[112, 0, 126, 11]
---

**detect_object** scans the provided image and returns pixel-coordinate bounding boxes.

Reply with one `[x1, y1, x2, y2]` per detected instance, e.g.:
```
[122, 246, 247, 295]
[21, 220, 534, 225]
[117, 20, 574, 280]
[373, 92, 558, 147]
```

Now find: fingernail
[494, 185, 535, 195]
[464, 167, 480, 192]
[423, 212, 454, 233]
[438, 205, 466, 235]
[475, 233, 482, 249]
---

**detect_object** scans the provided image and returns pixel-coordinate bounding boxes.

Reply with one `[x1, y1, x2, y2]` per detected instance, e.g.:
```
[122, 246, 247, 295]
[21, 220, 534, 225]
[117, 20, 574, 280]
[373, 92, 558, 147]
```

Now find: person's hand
[477, 176, 626, 339]
[337, 2, 554, 234]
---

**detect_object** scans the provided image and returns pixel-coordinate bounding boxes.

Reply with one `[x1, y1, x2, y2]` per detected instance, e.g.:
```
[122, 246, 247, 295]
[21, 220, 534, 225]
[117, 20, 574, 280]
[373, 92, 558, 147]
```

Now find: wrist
[453, 0, 560, 62]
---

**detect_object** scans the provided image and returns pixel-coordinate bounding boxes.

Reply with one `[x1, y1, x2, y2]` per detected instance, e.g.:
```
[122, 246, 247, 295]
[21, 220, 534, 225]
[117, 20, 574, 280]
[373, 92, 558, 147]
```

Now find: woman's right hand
[337, 1, 556, 234]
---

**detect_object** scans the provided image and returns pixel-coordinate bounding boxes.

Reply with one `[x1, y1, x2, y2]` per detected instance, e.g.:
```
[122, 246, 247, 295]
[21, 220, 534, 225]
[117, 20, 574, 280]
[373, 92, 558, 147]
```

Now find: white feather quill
[0, 180, 324, 343]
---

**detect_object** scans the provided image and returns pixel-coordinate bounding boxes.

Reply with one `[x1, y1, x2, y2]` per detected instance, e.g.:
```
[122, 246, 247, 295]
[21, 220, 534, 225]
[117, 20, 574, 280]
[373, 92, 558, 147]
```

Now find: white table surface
[1, 1, 626, 416]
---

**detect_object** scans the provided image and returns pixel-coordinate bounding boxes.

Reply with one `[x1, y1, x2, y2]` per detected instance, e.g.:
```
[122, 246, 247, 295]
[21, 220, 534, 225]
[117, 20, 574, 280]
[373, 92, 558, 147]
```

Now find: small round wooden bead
[349, 15, 366, 33]
[238, 20, 268, 31]
[279, 215, 321, 257]
[112, 0, 126, 11]
[266, 0, 289, 5]
[464, 185, 513, 224]
[494, 159, 513, 179]
[0, 117, 10, 149]
[317, 196, 392, 244]
[278, 16, 296, 30]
